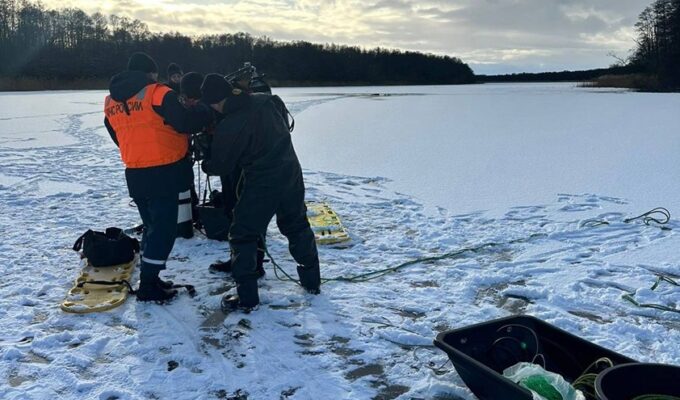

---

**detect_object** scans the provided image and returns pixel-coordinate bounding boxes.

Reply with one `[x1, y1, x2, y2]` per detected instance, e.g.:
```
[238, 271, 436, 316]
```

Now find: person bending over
[200, 73, 320, 312]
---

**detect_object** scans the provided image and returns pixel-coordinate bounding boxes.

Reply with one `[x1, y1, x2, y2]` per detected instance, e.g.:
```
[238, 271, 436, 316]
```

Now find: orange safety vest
[105, 83, 188, 169]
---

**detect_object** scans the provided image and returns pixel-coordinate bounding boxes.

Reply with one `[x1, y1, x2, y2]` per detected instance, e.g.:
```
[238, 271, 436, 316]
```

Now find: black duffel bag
[195, 190, 231, 241]
[73, 228, 140, 267]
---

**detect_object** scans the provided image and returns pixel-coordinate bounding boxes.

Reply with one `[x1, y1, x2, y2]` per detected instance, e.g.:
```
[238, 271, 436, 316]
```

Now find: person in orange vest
[104, 52, 213, 302]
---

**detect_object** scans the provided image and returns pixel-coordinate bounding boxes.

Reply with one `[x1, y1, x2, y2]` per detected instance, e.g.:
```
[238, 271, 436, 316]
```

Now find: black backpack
[73, 228, 140, 267]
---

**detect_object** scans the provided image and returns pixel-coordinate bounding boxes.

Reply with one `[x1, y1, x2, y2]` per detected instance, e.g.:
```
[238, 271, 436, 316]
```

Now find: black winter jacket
[104, 71, 212, 198]
[203, 94, 301, 189]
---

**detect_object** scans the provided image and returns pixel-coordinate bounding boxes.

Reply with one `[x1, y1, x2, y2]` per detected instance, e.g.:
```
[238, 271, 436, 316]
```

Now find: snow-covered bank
[1, 86, 679, 399]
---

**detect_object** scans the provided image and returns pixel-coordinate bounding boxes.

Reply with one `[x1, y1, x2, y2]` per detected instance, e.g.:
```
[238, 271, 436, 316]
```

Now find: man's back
[206, 94, 299, 181]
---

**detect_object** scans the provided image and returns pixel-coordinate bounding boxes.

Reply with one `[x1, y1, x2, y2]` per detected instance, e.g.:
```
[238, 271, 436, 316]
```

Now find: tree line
[0, 0, 475, 88]
[478, 65, 641, 83]
[630, 0, 680, 88]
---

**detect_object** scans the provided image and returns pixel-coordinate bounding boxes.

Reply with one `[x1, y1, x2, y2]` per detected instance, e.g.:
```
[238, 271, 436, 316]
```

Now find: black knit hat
[201, 73, 235, 104]
[167, 63, 183, 77]
[127, 52, 158, 74]
[180, 72, 204, 100]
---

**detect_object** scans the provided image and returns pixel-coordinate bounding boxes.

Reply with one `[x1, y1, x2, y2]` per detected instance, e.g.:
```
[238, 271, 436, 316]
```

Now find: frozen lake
[281, 83, 680, 215]
[1, 84, 679, 399]
[3, 83, 677, 216]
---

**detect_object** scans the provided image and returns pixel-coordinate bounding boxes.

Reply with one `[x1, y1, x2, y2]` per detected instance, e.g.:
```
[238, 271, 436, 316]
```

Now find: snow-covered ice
[289, 84, 680, 215]
[0, 83, 679, 399]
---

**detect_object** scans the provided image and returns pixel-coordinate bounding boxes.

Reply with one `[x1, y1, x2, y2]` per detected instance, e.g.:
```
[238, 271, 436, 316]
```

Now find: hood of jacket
[109, 70, 154, 102]
[222, 92, 254, 115]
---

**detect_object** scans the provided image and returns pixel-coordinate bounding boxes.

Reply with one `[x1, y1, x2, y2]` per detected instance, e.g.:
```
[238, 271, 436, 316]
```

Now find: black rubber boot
[137, 280, 178, 303]
[209, 259, 233, 273]
[158, 277, 174, 289]
[220, 294, 258, 314]
[210, 250, 266, 279]
[220, 279, 259, 312]
[137, 267, 177, 303]
[297, 264, 321, 295]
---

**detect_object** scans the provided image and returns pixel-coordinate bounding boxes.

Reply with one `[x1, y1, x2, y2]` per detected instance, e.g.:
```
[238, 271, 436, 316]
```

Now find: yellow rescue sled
[61, 255, 138, 314]
[306, 201, 350, 245]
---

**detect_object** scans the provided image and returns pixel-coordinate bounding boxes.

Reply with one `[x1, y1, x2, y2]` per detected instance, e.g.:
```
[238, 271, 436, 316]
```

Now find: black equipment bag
[73, 228, 140, 267]
[195, 189, 231, 241]
[196, 206, 231, 241]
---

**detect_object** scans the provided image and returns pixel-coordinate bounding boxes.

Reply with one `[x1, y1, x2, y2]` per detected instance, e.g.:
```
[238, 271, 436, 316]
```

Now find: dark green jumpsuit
[203, 94, 320, 307]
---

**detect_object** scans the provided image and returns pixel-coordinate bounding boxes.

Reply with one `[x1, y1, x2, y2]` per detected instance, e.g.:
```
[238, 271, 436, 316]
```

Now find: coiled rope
[581, 207, 671, 228]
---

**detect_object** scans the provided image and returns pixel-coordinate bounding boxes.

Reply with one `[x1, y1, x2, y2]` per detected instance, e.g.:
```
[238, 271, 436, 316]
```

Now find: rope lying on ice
[266, 208, 672, 287]
[264, 233, 547, 286]
[624, 207, 671, 225]
[262, 239, 303, 287]
[581, 207, 671, 228]
[622, 274, 680, 314]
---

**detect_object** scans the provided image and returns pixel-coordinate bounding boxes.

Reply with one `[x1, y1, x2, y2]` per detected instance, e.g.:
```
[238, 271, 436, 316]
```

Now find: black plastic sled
[596, 363, 680, 399]
[434, 315, 637, 400]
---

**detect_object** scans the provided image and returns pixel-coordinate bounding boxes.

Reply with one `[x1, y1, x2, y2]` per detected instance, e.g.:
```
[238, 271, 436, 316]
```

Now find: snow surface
[289, 83, 680, 215]
[0, 84, 679, 400]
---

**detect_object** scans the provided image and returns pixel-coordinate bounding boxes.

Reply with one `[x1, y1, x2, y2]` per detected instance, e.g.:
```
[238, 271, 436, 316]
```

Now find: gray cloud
[45, 0, 650, 73]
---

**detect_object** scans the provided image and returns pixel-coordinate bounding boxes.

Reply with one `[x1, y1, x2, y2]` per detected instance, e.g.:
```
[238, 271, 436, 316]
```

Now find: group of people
[103, 52, 321, 312]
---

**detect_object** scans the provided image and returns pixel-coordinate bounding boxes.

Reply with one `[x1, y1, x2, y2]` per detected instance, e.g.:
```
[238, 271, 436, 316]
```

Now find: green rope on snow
[624, 207, 671, 226]
[580, 219, 610, 228]
[261, 233, 547, 285]
[221, 204, 672, 289]
[622, 274, 680, 314]
[307, 207, 670, 285]
[581, 207, 671, 229]
[321, 244, 494, 283]
[320, 233, 546, 284]
[650, 275, 679, 290]
[262, 207, 673, 290]
[261, 237, 303, 287]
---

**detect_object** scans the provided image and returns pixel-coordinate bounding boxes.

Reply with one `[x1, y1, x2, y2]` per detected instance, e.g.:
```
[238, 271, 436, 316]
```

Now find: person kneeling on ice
[200, 73, 321, 312]
[104, 52, 213, 302]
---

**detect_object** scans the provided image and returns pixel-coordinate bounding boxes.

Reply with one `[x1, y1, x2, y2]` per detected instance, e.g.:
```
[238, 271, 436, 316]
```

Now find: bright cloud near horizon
[42, 0, 649, 74]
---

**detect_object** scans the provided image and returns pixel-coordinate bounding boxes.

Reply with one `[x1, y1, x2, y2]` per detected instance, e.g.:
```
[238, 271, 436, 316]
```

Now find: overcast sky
[42, 0, 650, 74]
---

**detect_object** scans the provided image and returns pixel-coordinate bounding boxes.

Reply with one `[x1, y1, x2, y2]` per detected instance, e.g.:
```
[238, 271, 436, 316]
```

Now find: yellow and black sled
[61, 255, 138, 314]
[306, 201, 350, 245]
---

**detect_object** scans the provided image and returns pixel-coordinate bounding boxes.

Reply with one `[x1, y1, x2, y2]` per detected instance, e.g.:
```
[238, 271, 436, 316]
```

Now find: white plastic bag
[503, 362, 586, 400]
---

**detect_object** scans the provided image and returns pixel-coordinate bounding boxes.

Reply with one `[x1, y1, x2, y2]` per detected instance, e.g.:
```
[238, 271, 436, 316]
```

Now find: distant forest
[0, 1, 475, 89]
[479, 65, 642, 83]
